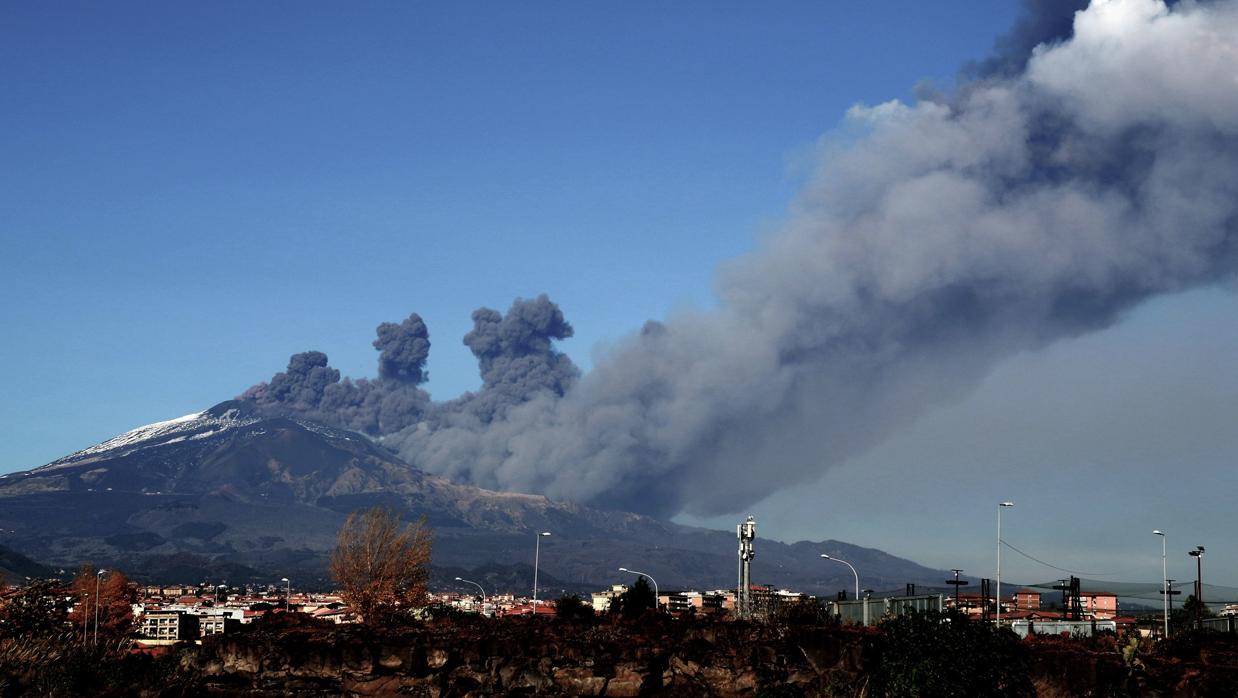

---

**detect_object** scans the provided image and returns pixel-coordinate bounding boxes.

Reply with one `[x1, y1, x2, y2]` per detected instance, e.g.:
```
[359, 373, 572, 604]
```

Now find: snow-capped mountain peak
[35, 400, 262, 471]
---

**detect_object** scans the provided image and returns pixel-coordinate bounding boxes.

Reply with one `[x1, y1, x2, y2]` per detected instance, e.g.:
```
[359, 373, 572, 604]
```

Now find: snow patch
[34, 408, 260, 471]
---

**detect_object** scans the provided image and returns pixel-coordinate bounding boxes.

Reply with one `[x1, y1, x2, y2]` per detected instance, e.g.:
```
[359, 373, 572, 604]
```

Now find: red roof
[502, 604, 556, 616]
[1010, 610, 1067, 620]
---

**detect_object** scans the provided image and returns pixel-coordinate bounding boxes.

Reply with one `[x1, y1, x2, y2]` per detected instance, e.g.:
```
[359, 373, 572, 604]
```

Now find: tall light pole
[532, 531, 551, 608]
[1189, 546, 1205, 629]
[820, 554, 859, 600]
[618, 567, 659, 610]
[997, 502, 1014, 625]
[455, 576, 488, 609]
[281, 577, 290, 612]
[93, 569, 106, 645]
[1153, 530, 1168, 638]
[81, 591, 89, 646]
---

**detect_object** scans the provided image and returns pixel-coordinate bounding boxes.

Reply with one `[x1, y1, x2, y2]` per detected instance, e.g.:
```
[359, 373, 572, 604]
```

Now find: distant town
[0, 571, 1223, 649]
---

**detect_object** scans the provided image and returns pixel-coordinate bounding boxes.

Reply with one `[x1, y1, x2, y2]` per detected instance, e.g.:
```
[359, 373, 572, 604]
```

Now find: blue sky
[1, 1, 1017, 467]
[5, 2, 1237, 585]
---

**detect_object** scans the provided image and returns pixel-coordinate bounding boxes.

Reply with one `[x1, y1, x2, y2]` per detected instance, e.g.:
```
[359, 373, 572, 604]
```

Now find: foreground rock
[182, 615, 870, 697]
[162, 616, 1238, 697]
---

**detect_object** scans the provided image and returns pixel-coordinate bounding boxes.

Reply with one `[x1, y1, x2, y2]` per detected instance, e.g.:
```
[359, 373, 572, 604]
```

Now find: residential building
[141, 611, 199, 642]
[1074, 592, 1118, 619]
[1015, 590, 1041, 610]
[591, 584, 627, 613]
[659, 591, 701, 613]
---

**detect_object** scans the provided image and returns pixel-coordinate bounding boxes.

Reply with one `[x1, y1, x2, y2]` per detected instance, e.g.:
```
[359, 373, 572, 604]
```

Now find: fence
[1200, 615, 1238, 633]
[1009, 619, 1116, 638]
[830, 594, 945, 626]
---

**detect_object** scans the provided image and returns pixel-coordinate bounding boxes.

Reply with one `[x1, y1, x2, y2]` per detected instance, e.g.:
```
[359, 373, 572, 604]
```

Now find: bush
[870, 611, 1033, 697]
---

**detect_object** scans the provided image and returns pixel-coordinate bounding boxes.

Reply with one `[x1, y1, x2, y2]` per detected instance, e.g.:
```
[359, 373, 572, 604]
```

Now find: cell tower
[737, 516, 756, 619]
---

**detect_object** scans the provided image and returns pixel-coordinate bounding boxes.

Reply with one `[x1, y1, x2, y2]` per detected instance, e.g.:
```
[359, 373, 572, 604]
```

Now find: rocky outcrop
[150, 618, 1238, 697]
[180, 616, 872, 696]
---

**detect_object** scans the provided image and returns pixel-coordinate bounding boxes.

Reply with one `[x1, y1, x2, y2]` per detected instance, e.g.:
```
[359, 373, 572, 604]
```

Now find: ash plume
[374, 314, 430, 383]
[965, 0, 1092, 79]
[459, 295, 578, 420]
[246, 0, 1238, 518]
[242, 297, 578, 444]
[242, 314, 432, 436]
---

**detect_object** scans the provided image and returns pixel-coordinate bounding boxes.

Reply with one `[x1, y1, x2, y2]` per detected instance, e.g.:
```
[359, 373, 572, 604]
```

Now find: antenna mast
[737, 516, 756, 619]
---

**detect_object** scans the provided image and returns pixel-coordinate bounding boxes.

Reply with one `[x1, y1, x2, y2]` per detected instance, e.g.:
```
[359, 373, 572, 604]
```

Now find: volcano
[0, 401, 946, 594]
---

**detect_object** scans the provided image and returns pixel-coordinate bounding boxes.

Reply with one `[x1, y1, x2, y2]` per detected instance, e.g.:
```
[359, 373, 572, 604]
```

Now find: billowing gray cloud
[391, 0, 1238, 516]
[374, 313, 430, 384]
[965, 0, 1091, 79]
[242, 316, 433, 436]
[241, 351, 339, 411]
[245, 0, 1238, 520]
[241, 296, 578, 453]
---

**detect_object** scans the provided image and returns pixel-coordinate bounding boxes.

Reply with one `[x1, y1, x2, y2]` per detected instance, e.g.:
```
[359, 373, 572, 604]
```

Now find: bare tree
[329, 506, 432, 624]
[68, 566, 136, 642]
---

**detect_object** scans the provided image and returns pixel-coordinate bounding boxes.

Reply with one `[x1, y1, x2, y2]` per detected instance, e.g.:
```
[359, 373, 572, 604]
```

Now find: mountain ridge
[0, 401, 948, 594]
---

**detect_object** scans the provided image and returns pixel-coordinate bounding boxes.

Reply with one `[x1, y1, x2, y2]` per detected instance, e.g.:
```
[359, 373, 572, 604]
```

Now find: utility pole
[946, 569, 969, 611]
[1052, 578, 1070, 617]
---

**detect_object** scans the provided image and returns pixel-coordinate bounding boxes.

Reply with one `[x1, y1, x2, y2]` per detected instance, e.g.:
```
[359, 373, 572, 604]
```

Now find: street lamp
[455, 576, 488, 612]
[997, 502, 1014, 625]
[618, 567, 659, 610]
[1189, 546, 1205, 628]
[81, 591, 90, 646]
[1153, 530, 1168, 638]
[532, 532, 551, 608]
[94, 569, 106, 645]
[281, 577, 290, 612]
[820, 554, 859, 600]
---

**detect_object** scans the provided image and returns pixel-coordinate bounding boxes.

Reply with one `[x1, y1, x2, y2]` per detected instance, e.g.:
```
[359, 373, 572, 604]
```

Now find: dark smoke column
[374, 314, 431, 384]
[458, 294, 579, 419]
[240, 313, 433, 435]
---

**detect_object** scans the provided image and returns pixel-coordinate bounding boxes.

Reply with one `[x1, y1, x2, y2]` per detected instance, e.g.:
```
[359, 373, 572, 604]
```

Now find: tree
[554, 594, 594, 622]
[67, 567, 136, 642]
[329, 506, 432, 624]
[1171, 594, 1214, 631]
[0, 579, 70, 639]
[610, 576, 655, 621]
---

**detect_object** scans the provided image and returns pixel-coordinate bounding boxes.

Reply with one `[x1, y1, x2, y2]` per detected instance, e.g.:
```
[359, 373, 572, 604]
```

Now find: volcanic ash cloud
[249, 0, 1238, 518]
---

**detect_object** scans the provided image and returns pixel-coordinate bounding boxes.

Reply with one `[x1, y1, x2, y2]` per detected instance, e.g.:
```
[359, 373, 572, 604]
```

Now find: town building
[591, 584, 627, 613]
[1074, 592, 1118, 619]
[1015, 590, 1041, 610]
[141, 610, 199, 642]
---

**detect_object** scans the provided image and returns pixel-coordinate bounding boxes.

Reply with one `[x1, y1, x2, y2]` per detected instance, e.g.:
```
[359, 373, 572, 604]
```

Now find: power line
[1000, 539, 1137, 577]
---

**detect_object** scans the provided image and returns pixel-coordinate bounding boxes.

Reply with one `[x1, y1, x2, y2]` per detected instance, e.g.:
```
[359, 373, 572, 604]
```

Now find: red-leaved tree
[68, 566, 136, 641]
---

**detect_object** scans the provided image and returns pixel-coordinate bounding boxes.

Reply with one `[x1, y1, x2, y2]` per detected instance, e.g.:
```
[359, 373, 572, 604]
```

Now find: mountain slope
[0, 401, 947, 594]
